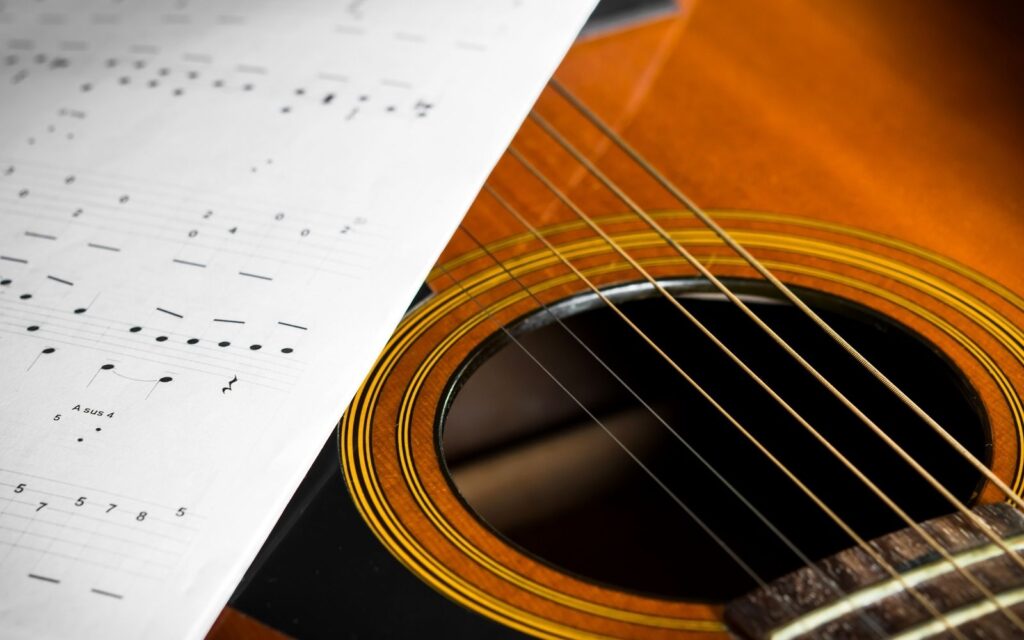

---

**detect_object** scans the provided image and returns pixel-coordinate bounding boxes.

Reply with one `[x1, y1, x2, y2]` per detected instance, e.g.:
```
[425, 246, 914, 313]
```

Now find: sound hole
[439, 279, 990, 602]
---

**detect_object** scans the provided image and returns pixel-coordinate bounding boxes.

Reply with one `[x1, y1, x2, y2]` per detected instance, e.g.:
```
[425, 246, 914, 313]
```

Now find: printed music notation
[0, 467, 202, 588]
[0, 0, 598, 638]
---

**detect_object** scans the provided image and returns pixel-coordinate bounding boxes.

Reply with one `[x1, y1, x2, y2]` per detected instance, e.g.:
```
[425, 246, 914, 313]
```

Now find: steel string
[548, 78, 1024, 515]
[491, 142, 1024, 631]
[519, 105, 1024, 579]
[435, 254, 896, 639]
[458, 220, 960, 637]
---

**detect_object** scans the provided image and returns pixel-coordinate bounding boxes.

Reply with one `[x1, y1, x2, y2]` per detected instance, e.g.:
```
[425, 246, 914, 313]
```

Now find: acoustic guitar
[213, 0, 1024, 637]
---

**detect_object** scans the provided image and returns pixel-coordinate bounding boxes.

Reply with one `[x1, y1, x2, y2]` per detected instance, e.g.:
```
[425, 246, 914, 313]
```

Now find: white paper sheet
[0, 1, 596, 637]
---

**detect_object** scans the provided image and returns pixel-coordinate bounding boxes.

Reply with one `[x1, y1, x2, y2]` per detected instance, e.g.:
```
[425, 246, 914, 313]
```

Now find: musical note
[0, 0, 596, 635]
[26, 347, 56, 371]
[86, 364, 173, 398]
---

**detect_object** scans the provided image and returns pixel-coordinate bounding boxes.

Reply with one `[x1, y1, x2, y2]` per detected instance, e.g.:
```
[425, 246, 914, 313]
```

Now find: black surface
[230, 283, 524, 638]
[230, 435, 523, 639]
[582, 0, 676, 35]
[230, 1, 680, 636]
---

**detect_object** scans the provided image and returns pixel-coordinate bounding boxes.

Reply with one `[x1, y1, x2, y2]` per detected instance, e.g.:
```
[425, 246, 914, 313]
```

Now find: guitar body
[220, 0, 1024, 637]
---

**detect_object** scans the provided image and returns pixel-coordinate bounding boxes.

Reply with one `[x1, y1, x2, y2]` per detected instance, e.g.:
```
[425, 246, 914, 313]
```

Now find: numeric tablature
[0, 467, 202, 596]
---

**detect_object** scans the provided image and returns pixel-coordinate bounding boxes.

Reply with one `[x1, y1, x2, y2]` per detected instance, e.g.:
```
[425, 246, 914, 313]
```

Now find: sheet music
[0, 1, 596, 637]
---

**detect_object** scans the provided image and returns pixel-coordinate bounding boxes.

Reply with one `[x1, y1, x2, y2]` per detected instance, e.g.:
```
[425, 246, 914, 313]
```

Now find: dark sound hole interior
[439, 279, 990, 603]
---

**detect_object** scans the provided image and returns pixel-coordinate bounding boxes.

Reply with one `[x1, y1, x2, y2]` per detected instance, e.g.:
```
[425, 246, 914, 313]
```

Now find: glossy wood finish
[207, 609, 287, 640]
[431, 0, 1024, 504]
[217, 0, 1024, 637]
[440, 0, 1024, 277]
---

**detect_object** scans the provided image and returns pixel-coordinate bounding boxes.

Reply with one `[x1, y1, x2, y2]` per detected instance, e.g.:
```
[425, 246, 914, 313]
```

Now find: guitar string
[491, 147, 1024, 631]
[456, 220, 959, 638]
[548, 78, 1024, 515]
[436, 259, 900, 639]
[431, 263, 778, 605]
[519, 106, 1024, 577]
[480, 180, 1022, 633]
[433, 259, 896, 639]
[501, 138, 1024, 630]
